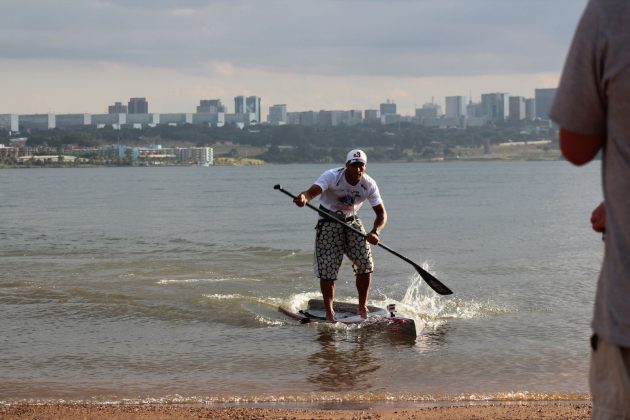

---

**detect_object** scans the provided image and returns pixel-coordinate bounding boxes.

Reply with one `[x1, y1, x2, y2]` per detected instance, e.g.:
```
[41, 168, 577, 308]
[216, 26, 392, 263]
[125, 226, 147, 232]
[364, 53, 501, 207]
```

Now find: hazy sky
[1, 0, 588, 116]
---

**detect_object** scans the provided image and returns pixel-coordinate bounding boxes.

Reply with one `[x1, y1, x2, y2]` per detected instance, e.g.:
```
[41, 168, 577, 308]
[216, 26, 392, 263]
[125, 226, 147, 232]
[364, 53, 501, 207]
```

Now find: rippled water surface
[0, 162, 602, 404]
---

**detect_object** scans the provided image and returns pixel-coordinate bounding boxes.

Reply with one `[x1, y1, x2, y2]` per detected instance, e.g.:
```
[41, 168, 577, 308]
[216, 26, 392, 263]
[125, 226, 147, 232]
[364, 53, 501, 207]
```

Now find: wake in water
[199, 260, 511, 334]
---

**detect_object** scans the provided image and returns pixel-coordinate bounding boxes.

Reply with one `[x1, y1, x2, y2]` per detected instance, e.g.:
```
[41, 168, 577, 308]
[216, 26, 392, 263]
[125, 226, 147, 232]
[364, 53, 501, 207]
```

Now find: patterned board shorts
[313, 219, 374, 281]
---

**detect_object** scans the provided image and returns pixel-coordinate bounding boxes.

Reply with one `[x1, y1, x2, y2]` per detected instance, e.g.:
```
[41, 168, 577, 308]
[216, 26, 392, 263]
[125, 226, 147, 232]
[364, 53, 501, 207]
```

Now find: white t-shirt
[313, 167, 383, 217]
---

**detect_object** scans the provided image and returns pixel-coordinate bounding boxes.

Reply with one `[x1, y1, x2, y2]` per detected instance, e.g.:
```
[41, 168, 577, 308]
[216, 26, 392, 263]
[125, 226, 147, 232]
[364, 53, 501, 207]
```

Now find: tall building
[364, 109, 380, 123]
[246, 96, 261, 123]
[267, 104, 287, 124]
[234, 95, 261, 123]
[108, 102, 128, 114]
[319, 110, 344, 127]
[286, 112, 301, 125]
[535, 88, 557, 120]
[380, 99, 397, 115]
[525, 98, 537, 121]
[299, 111, 318, 126]
[234, 96, 246, 114]
[508, 96, 526, 121]
[197, 99, 225, 113]
[445, 96, 467, 119]
[480, 93, 509, 122]
[128, 97, 148, 114]
[467, 98, 483, 118]
[0, 114, 19, 131]
[347, 110, 363, 126]
[415, 103, 441, 119]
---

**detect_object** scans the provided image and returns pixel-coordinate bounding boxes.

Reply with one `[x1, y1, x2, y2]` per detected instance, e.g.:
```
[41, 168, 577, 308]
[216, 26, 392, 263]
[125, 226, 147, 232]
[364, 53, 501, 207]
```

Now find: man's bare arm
[293, 185, 322, 207]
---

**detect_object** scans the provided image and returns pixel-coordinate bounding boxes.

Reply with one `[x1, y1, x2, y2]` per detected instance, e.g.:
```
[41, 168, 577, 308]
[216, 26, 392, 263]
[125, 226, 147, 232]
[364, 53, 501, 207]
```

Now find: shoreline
[0, 157, 565, 169]
[0, 401, 592, 419]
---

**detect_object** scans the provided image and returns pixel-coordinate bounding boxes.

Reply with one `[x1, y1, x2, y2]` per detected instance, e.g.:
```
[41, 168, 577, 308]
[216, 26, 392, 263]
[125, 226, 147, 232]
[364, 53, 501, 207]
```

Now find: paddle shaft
[274, 184, 453, 295]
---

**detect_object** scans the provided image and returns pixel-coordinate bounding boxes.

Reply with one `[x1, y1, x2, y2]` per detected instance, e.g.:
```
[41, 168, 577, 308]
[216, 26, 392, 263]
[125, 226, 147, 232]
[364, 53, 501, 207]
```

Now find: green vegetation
[1, 120, 559, 165]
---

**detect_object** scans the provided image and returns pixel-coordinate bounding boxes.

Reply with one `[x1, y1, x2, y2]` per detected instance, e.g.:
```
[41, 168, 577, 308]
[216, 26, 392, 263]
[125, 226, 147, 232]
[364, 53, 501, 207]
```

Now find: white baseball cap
[346, 149, 367, 165]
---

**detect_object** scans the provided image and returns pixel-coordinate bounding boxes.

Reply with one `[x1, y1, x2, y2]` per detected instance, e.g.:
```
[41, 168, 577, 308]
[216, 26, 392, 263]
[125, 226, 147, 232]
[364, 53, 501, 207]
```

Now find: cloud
[96, 0, 218, 10]
[1, 0, 586, 77]
[0, 0, 587, 114]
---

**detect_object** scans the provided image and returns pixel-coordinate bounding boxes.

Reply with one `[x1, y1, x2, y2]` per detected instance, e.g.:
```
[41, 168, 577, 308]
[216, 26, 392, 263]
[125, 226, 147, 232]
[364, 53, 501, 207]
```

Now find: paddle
[274, 184, 453, 295]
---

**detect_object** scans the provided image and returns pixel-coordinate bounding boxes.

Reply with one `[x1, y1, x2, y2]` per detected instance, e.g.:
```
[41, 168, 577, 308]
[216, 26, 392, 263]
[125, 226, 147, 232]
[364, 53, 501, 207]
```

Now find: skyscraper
[234, 96, 246, 114]
[108, 102, 127, 114]
[508, 96, 526, 121]
[128, 97, 148, 114]
[380, 99, 397, 115]
[268, 104, 287, 124]
[535, 88, 557, 120]
[445, 96, 467, 119]
[197, 99, 225, 113]
[246, 96, 261, 123]
[415, 103, 441, 119]
[234, 95, 261, 123]
[480, 93, 509, 122]
[525, 98, 536, 121]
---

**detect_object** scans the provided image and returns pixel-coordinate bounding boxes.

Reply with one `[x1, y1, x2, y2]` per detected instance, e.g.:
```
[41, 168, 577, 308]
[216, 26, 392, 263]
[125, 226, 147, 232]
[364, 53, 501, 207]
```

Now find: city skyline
[2, 86, 555, 118]
[1, 1, 587, 115]
[1, 88, 557, 133]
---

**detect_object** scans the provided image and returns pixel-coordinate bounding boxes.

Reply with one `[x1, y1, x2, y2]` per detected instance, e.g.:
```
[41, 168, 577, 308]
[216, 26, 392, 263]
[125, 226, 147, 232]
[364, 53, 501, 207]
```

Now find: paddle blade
[413, 263, 453, 295]
[378, 243, 453, 295]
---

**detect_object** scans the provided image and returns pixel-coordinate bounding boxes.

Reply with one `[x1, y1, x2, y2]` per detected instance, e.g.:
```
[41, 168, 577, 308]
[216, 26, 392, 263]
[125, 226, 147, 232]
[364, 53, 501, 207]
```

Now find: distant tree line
[1, 120, 557, 163]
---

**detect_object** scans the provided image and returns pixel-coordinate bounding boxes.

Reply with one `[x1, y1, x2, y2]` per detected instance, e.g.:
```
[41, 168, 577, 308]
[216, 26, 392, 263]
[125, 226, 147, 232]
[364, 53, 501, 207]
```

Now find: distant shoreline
[0, 156, 566, 169]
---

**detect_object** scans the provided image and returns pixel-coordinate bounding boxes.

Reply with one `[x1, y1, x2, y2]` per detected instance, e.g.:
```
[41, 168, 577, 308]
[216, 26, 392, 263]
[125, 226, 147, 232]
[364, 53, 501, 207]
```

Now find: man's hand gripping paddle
[274, 184, 453, 295]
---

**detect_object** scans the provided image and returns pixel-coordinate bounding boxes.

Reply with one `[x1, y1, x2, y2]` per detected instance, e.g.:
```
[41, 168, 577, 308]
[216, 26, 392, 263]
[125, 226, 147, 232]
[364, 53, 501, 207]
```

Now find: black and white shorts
[313, 219, 374, 281]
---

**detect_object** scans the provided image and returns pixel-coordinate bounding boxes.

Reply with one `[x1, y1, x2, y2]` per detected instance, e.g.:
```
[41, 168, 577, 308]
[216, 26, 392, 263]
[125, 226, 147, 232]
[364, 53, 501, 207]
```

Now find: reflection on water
[307, 330, 381, 391]
[306, 326, 429, 392]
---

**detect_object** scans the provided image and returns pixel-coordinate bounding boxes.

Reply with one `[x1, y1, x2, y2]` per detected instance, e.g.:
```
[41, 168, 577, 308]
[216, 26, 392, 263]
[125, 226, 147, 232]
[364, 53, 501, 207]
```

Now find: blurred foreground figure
[550, 0, 630, 418]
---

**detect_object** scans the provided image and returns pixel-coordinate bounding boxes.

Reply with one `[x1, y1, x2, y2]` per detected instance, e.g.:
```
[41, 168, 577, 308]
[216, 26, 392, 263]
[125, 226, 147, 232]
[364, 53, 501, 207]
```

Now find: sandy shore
[0, 402, 591, 419]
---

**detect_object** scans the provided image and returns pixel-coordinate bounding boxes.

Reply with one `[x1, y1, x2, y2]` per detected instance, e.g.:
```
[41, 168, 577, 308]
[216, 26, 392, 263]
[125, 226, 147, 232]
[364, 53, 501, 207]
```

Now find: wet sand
[0, 402, 591, 419]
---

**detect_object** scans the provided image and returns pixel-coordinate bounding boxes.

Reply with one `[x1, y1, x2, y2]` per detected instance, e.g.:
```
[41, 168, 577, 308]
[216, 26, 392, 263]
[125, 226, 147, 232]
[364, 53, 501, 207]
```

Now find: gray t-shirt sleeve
[552, 0, 630, 348]
[549, 0, 606, 135]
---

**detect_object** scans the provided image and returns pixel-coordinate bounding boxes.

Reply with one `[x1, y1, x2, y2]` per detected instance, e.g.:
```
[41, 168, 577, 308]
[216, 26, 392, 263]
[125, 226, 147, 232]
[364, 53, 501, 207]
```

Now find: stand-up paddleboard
[278, 299, 420, 337]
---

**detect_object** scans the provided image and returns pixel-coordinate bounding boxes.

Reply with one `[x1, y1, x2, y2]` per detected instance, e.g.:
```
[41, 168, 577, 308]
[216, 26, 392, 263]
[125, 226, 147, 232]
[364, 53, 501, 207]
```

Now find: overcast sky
[1, 0, 588, 116]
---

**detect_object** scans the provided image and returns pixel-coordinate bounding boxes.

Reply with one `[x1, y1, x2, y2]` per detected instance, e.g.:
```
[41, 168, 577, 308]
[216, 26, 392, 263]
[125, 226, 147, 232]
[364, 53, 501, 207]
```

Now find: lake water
[0, 161, 602, 405]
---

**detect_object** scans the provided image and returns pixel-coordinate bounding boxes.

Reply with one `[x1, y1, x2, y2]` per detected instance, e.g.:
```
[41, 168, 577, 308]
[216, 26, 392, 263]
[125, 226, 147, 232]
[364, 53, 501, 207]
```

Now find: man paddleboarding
[293, 149, 387, 321]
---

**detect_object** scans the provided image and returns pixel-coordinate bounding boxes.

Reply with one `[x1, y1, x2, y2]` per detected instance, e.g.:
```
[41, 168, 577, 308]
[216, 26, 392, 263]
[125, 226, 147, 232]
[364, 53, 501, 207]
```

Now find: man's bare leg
[320, 278, 336, 321]
[356, 273, 371, 318]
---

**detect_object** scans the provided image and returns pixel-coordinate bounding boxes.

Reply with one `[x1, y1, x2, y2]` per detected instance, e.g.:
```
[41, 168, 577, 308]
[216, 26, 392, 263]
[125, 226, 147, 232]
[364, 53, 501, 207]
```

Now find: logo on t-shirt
[338, 190, 361, 207]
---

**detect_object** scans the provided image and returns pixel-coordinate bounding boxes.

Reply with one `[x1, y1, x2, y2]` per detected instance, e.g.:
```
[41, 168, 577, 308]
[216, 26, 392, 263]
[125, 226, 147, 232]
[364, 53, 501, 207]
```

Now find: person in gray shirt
[550, 0, 630, 417]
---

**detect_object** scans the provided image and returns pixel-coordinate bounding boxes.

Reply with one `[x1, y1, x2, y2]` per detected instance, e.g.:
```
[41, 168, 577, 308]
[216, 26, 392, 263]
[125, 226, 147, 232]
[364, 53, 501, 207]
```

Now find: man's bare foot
[326, 311, 336, 321]
[358, 306, 368, 319]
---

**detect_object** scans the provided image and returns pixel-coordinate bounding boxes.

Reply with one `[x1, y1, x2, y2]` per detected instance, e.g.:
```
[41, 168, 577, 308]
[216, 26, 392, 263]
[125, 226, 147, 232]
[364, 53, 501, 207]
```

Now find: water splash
[282, 291, 321, 312]
[254, 314, 285, 327]
[384, 265, 512, 329]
